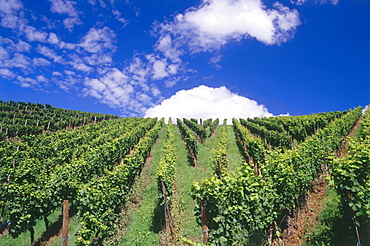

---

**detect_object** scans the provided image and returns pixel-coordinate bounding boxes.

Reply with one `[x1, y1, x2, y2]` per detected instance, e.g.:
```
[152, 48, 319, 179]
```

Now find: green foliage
[240, 118, 290, 149]
[264, 107, 363, 213]
[0, 104, 365, 245]
[0, 100, 118, 140]
[209, 118, 219, 137]
[0, 117, 161, 244]
[331, 106, 370, 242]
[192, 107, 362, 245]
[192, 164, 276, 245]
[203, 118, 212, 128]
[264, 110, 346, 144]
[157, 118, 177, 204]
[211, 120, 228, 177]
[303, 187, 359, 246]
[177, 119, 198, 162]
[232, 118, 266, 168]
[76, 119, 164, 245]
[183, 118, 207, 141]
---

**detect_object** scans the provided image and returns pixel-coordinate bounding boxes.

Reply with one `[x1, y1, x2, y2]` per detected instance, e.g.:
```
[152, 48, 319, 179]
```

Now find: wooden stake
[161, 179, 174, 238]
[200, 200, 209, 244]
[62, 200, 69, 246]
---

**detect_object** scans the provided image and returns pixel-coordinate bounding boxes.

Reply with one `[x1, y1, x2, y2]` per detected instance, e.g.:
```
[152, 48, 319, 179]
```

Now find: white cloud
[208, 54, 223, 70]
[290, 0, 339, 5]
[0, 46, 10, 60]
[47, 33, 59, 44]
[49, 0, 81, 29]
[157, 0, 300, 53]
[36, 45, 63, 63]
[112, 10, 128, 26]
[154, 35, 182, 62]
[83, 68, 133, 108]
[290, 0, 307, 4]
[36, 75, 48, 82]
[64, 70, 75, 75]
[0, 53, 31, 70]
[152, 59, 169, 80]
[63, 16, 80, 30]
[0, 68, 15, 78]
[72, 62, 93, 72]
[82, 67, 164, 116]
[16, 75, 37, 88]
[0, 38, 31, 52]
[0, 0, 22, 14]
[144, 85, 273, 123]
[84, 53, 112, 66]
[127, 56, 150, 83]
[80, 27, 116, 53]
[59, 41, 77, 50]
[24, 26, 48, 42]
[49, 0, 77, 14]
[0, 0, 24, 29]
[12, 40, 31, 52]
[52, 71, 63, 76]
[33, 57, 52, 66]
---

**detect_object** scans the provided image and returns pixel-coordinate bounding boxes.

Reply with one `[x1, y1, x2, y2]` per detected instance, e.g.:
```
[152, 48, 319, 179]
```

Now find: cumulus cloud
[144, 85, 273, 123]
[156, 0, 301, 53]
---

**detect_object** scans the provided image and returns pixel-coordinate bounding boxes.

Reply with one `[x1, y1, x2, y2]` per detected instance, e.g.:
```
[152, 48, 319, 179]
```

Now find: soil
[279, 180, 328, 245]
[335, 115, 362, 158]
[275, 115, 363, 245]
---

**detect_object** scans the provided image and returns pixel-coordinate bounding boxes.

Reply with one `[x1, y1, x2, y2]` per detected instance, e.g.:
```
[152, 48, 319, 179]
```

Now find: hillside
[0, 100, 369, 246]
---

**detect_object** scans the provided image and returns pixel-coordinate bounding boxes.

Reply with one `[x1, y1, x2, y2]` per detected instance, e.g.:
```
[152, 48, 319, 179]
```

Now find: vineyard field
[0, 100, 368, 246]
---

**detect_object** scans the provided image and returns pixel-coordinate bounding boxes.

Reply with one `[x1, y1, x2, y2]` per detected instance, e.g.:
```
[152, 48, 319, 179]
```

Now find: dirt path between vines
[280, 115, 363, 246]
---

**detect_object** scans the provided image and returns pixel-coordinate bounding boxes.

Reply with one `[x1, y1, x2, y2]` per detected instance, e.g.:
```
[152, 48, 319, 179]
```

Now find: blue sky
[0, 0, 369, 120]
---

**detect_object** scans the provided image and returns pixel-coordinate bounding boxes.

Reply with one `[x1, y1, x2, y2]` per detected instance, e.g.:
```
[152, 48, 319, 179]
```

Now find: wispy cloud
[0, 0, 335, 117]
[49, 0, 81, 29]
[0, 68, 16, 78]
[32, 57, 52, 67]
[83, 68, 140, 114]
[0, 0, 24, 29]
[80, 27, 116, 53]
[291, 0, 339, 5]
[0, 0, 298, 117]
[36, 45, 64, 63]
[0, 52, 31, 70]
[0, 37, 31, 52]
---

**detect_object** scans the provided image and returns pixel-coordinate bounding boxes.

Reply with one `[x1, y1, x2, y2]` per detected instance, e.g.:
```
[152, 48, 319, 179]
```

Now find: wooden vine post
[200, 199, 209, 244]
[161, 179, 174, 238]
[62, 200, 69, 246]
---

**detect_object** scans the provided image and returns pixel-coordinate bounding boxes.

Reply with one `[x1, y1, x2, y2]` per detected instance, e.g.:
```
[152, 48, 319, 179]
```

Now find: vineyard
[0, 100, 369, 246]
